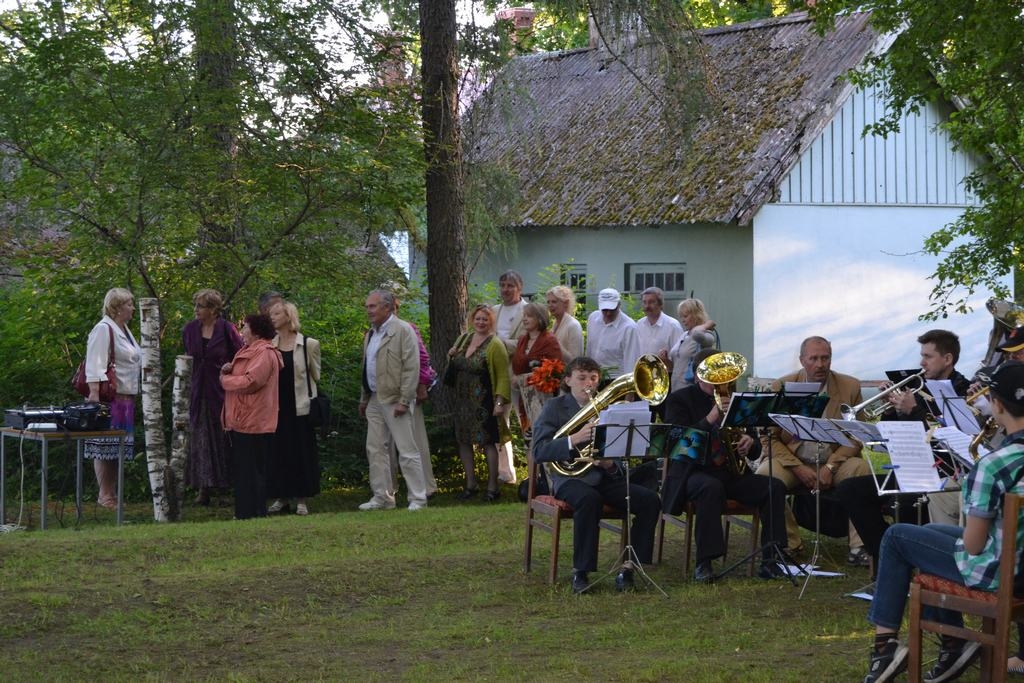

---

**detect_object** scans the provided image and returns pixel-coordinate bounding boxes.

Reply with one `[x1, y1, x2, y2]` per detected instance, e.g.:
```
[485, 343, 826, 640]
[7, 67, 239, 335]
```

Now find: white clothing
[85, 315, 141, 395]
[635, 311, 683, 358]
[585, 310, 640, 378]
[551, 314, 584, 364]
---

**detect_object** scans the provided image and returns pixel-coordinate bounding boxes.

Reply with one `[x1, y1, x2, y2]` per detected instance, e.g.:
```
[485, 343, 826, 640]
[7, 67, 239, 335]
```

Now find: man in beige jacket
[358, 289, 428, 511]
[756, 336, 872, 564]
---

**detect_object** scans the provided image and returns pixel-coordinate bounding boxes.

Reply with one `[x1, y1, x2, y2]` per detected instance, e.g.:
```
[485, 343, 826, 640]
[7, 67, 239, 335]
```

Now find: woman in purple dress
[183, 289, 243, 505]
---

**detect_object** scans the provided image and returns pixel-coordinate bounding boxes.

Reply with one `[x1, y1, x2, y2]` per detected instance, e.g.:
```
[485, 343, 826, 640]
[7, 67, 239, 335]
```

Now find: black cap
[998, 327, 1024, 353]
[977, 361, 1024, 409]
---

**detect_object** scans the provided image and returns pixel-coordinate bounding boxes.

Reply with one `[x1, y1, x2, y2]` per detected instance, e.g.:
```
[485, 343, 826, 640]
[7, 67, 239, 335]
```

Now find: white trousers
[390, 401, 437, 495]
[365, 394, 427, 505]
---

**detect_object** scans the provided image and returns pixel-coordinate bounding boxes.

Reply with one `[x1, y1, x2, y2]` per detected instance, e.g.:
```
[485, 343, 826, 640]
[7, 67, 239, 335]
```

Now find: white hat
[598, 288, 621, 310]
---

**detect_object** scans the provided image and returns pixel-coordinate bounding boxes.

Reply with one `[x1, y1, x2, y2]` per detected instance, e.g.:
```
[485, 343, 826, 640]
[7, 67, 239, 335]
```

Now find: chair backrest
[997, 492, 1024, 610]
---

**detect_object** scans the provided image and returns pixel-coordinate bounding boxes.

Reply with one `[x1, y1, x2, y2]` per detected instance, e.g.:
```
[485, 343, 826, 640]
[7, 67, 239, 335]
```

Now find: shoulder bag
[72, 323, 117, 402]
[302, 338, 331, 432]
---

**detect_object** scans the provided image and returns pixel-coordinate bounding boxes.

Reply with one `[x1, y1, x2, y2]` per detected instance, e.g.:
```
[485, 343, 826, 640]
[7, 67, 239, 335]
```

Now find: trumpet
[840, 369, 926, 421]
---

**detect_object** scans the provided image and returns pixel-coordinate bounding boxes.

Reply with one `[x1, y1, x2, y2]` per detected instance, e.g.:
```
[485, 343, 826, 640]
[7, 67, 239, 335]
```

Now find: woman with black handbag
[83, 287, 141, 509]
[266, 301, 321, 516]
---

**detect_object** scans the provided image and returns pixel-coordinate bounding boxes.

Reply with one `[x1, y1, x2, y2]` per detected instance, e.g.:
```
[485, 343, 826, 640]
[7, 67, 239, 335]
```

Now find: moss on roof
[464, 12, 879, 227]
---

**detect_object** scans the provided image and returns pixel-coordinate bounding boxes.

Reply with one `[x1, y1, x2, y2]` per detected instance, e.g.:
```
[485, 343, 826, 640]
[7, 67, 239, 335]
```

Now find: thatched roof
[464, 11, 887, 227]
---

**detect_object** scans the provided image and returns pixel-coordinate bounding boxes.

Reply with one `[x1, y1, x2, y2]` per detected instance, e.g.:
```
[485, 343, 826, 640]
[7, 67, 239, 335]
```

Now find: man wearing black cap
[860, 360, 1024, 683]
[997, 326, 1024, 363]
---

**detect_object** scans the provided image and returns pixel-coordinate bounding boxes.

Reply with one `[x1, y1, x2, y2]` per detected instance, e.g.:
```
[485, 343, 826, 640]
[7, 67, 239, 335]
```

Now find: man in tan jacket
[756, 336, 872, 564]
[358, 289, 428, 511]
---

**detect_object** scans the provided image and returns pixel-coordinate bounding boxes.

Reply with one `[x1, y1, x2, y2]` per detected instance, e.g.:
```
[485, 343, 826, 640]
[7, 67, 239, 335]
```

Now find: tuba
[695, 351, 749, 475]
[548, 354, 670, 477]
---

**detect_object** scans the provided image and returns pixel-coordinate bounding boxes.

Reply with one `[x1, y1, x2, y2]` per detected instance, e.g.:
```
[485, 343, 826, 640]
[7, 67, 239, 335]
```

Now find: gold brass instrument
[548, 354, 670, 477]
[695, 351, 749, 475]
[840, 369, 926, 421]
[969, 416, 999, 461]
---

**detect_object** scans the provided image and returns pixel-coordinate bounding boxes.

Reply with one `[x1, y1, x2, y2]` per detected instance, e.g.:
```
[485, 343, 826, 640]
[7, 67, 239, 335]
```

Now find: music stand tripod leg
[716, 427, 806, 585]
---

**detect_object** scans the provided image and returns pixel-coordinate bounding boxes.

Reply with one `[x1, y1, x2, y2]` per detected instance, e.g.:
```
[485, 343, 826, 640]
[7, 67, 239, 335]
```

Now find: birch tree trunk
[139, 298, 176, 521]
[170, 355, 192, 519]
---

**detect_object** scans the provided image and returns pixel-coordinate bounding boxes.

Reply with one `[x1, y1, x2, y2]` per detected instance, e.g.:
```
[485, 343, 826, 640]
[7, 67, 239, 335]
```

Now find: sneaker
[295, 502, 309, 516]
[358, 499, 396, 511]
[924, 641, 981, 682]
[848, 547, 872, 567]
[267, 499, 286, 513]
[408, 501, 427, 511]
[863, 639, 908, 683]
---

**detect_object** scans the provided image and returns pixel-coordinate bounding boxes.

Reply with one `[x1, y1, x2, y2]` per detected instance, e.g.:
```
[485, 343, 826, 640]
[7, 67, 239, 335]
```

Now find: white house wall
[752, 203, 999, 381]
[778, 83, 981, 207]
[476, 224, 756, 364]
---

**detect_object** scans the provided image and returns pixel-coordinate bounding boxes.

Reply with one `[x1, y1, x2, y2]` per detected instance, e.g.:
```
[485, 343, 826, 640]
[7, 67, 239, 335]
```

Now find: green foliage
[810, 0, 1024, 318]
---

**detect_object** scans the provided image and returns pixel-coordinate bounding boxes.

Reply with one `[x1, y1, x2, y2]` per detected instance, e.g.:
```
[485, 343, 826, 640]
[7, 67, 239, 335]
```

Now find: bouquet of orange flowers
[526, 357, 565, 394]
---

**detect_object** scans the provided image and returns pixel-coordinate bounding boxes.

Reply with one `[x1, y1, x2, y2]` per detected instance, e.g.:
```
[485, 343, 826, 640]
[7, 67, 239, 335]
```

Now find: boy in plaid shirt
[863, 361, 1024, 683]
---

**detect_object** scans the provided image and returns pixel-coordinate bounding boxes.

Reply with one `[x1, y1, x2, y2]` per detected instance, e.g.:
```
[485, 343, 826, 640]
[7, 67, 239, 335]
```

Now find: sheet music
[933, 426, 987, 467]
[875, 422, 944, 492]
[597, 401, 651, 457]
[938, 396, 981, 435]
[784, 382, 819, 395]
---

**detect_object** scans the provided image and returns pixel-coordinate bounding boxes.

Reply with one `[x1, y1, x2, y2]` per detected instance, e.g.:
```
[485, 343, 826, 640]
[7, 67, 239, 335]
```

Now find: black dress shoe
[615, 568, 635, 592]
[694, 560, 715, 584]
[456, 487, 478, 500]
[571, 571, 590, 594]
[757, 561, 786, 579]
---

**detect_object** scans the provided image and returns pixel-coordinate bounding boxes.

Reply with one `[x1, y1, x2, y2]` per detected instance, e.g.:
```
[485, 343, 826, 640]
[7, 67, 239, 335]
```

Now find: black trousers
[555, 474, 660, 573]
[230, 431, 271, 520]
[835, 474, 928, 565]
[665, 467, 788, 563]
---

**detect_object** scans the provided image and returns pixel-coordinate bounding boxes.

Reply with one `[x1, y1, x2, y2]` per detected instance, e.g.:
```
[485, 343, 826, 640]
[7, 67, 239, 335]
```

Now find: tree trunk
[420, 0, 468, 421]
[139, 298, 179, 521]
[170, 355, 193, 519]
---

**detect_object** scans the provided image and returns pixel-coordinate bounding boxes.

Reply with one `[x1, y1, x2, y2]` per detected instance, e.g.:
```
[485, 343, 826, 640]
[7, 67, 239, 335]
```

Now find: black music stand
[587, 419, 668, 597]
[715, 391, 825, 585]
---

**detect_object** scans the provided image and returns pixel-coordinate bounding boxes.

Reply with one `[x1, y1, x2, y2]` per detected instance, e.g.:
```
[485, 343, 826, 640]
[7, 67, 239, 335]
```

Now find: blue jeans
[868, 523, 965, 631]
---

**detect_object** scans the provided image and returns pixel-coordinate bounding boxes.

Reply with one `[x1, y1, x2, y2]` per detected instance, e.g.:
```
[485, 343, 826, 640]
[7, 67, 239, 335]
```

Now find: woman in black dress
[267, 301, 321, 515]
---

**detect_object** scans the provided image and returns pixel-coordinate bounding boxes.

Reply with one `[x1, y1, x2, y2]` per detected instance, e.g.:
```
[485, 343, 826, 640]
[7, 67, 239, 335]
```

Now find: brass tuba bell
[695, 351, 750, 475]
[548, 354, 670, 477]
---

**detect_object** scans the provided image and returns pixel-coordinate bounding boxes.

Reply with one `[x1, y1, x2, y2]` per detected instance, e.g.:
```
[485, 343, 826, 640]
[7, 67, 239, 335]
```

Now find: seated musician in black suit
[532, 356, 661, 594]
[662, 349, 788, 583]
[836, 329, 974, 575]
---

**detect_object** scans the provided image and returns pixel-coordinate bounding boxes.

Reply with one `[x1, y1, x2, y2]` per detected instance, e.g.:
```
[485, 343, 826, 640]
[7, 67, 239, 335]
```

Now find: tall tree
[811, 0, 1024, 316]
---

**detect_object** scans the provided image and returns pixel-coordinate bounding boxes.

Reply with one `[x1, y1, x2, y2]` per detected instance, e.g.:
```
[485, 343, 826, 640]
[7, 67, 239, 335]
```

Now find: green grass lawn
[0, 488, 998, 682]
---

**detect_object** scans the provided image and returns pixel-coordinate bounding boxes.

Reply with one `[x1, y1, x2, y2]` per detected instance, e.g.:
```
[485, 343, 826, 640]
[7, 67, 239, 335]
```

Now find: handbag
[302, 338, 331, 431]
[443, 333, 470, 387]
[72, 323, 117, 402]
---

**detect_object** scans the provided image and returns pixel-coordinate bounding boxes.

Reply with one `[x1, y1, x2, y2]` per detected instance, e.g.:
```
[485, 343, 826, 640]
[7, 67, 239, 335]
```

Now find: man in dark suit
[532, 356, 660, 594]
[662, 348, 788, 583]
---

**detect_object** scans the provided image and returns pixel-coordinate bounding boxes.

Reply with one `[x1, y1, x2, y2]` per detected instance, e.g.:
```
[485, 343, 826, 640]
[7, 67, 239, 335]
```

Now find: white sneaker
[295, 503, 309, 516]
[358, 499, 396, 511]
[267, 499, 286, 513]
[408, 501, 427, 511]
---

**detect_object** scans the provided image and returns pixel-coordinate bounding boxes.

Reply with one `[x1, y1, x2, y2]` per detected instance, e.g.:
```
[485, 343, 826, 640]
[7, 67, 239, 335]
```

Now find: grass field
[0, 487, 999, 682]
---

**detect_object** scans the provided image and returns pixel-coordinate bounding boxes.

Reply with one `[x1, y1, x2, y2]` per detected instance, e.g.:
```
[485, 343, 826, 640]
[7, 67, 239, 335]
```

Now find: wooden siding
[777, 84, 981, 206]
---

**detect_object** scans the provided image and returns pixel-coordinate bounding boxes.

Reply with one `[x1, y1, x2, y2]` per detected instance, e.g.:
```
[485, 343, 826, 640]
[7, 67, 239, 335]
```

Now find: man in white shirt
[585, 288, 640, 378]
[491, 270, 527, 353]
[635, 286, 683, 364]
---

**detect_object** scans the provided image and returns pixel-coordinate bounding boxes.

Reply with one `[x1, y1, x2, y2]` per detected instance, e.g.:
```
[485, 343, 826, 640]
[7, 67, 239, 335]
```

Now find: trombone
[840, 369, 926, 421]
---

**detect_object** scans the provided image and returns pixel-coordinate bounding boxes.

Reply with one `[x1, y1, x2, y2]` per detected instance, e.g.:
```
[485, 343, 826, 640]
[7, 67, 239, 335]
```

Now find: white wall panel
[778, 84, 981, 206]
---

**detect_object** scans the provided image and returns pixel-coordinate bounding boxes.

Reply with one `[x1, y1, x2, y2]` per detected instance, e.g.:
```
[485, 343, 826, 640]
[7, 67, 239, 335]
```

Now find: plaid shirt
[956, 429, 1024, 590]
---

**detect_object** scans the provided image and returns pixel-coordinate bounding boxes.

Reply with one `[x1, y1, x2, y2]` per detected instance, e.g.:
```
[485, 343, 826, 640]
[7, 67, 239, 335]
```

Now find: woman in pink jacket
[220, 313, 283, 520]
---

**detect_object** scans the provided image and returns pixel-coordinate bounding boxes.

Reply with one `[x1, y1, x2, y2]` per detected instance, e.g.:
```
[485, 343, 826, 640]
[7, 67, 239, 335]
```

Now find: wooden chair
[523, 453, 627, 584]
[907, 492, 1024, 682]
[653, 456, 761, 577]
